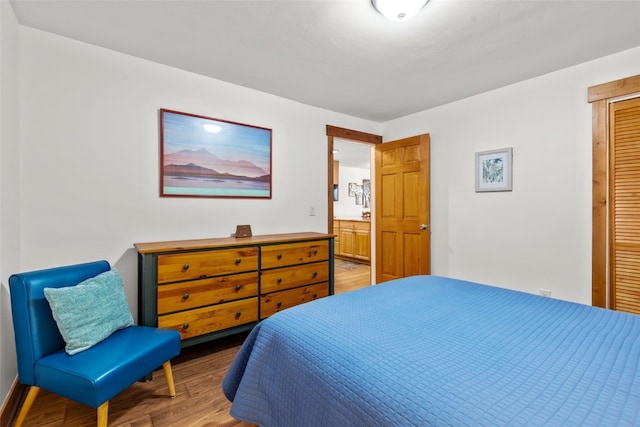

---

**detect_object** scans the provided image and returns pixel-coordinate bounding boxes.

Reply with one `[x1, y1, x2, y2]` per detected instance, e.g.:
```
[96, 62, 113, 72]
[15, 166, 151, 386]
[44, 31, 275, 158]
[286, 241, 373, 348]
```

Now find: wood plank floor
[18, 259, 371, 426]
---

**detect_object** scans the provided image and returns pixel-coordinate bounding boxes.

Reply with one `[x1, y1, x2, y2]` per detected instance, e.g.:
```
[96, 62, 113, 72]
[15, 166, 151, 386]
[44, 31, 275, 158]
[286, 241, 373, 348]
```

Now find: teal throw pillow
[44, 268, 134, 355]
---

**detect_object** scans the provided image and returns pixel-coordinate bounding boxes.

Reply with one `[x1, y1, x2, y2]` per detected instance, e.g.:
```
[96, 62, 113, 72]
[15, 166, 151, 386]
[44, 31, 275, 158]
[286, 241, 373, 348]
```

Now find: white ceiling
[9, 0, 640, 122]
[334, 139, 372, 169]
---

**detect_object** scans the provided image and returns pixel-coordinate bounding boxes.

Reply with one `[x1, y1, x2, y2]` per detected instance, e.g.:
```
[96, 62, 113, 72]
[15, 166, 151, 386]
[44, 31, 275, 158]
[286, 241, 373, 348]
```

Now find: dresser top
[134, 232, 334, 254]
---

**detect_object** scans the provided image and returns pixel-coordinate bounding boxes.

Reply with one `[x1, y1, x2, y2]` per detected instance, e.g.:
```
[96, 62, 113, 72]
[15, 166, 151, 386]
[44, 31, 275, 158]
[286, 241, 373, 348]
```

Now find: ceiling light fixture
[371, 0, 429, 22]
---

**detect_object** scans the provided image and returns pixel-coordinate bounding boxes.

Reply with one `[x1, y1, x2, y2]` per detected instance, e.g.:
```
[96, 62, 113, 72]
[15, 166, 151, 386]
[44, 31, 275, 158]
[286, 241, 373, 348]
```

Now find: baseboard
[0, 378, 28, 427]
[335, 255, 371, 265]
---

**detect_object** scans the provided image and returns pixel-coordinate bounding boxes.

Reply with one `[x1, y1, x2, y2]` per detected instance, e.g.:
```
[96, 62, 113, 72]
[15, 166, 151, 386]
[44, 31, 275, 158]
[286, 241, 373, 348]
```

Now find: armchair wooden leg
[97, 401, 109, 427]
[162, 361, 176, 397]
[14, 386, 40, 427]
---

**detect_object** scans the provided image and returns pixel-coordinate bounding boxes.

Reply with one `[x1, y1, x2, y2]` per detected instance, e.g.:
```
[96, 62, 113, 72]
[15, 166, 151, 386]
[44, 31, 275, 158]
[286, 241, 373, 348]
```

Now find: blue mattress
[223, 275, 640, 426]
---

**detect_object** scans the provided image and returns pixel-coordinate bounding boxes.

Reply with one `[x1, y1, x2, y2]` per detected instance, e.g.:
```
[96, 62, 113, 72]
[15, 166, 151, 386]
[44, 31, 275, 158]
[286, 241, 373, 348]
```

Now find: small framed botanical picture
[475, 148, 513, 192]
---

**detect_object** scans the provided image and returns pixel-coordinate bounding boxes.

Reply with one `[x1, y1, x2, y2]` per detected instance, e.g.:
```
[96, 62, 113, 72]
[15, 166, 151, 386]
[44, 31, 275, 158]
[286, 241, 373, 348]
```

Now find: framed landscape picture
[160, 109, 272, 198]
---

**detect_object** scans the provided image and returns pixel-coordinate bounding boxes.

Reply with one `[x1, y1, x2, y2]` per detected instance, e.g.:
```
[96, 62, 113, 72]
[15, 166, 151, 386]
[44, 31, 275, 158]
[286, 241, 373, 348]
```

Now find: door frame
[588, 74, 640, 308]
[326, 125, 382, 234]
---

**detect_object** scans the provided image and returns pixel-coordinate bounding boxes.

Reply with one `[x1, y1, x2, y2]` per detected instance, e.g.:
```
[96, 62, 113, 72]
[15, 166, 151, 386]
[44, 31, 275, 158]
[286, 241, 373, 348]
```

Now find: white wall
[334, 166, 370, 219]
[383, 46, 640, 304]
[17, 26, 380, 313]
[0, 25, 380, 409]
[0, 0, 20, 408]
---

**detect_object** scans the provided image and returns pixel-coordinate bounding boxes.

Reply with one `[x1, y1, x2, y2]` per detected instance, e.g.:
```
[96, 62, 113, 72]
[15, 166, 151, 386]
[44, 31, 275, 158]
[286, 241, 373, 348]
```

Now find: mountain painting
[160, 109, 272, 198]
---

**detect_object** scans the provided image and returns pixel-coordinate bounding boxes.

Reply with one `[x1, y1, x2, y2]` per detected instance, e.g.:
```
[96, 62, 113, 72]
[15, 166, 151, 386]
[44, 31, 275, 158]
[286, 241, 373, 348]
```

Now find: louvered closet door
[610, 97, 640, 314]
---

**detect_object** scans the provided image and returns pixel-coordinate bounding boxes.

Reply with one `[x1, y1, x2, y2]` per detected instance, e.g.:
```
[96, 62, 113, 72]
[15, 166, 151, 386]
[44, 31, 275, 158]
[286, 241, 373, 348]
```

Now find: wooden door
[375, 134, 431, 283]
[609, 97, 640, 314]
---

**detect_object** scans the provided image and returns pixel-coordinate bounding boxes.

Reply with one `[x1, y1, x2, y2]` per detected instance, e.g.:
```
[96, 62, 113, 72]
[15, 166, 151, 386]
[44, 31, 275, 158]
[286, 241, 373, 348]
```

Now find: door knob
[419, 224, 430, 230]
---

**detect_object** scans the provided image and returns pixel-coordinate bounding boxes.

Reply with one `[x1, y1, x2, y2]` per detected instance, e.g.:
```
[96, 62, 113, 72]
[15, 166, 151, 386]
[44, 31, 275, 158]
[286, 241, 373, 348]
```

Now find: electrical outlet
[539, 289, 551, 297]
[309, 206, 316, 216]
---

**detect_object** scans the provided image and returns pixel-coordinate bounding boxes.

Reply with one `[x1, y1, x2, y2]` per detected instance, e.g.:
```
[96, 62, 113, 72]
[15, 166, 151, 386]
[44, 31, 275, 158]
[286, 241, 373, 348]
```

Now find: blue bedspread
[222, 275, 640, 426]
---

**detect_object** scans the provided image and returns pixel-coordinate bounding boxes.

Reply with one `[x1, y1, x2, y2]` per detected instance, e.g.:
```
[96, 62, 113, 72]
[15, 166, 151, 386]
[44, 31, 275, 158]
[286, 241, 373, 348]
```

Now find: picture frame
[160, 109, 272, 198]
[475, 148, 513, 192]
[348, 182, 358, 197]
[362, 179, 371, 208]
[354, 185, 363, 205]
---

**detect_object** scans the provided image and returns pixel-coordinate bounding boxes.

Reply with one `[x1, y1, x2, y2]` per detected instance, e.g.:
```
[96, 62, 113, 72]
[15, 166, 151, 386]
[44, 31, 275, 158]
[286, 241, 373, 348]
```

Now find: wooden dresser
[135, 232, 334, 347]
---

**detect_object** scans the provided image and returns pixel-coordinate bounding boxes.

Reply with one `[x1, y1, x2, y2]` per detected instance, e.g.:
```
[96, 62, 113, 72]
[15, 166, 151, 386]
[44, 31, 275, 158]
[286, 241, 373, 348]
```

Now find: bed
[222, 275, 640, 426]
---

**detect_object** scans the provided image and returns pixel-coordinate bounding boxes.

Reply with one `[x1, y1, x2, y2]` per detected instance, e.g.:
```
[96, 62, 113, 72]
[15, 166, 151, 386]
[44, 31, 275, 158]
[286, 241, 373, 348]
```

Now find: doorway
[326, 126, 382, 286]
[333, 139, 372, 263]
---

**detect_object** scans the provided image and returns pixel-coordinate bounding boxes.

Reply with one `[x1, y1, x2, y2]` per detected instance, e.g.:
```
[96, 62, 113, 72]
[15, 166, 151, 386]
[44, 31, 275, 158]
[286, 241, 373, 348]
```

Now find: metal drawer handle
[182, 293, 189, 300]
[277, 253, 283, 260]
[312, 271, 318, 278]
[235, 311, 242, 319]
[235, 284, 242, 291]
[182, 323, 189, 330]
[277, 277, 282, 284]
[235, 258, 242, 264]
[313, 293, 318, 299]
[276, 301, 282, 308]
[313, 249, 318, 255]
[182, 264, 189, 271]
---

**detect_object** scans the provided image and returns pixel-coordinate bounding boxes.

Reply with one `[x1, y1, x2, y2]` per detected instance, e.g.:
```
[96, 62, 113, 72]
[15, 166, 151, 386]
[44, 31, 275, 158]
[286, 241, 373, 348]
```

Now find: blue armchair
[9, 260, 181, 427]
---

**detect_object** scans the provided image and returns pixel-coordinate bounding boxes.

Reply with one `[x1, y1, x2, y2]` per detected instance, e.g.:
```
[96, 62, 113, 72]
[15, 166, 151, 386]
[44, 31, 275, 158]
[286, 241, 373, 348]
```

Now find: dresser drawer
[159, 297, 258, 340]
[341, 220, 370, 231]
[157, 272, 258, 314]
[158, 247, 258, 283]
[261, 241, 329, 269]
[261, 261, 329, 294]
[260, 282, 329, 318]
